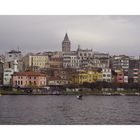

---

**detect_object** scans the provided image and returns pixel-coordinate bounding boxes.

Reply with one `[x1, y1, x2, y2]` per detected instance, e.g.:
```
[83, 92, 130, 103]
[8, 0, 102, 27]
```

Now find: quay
[0, 92, 140, 96]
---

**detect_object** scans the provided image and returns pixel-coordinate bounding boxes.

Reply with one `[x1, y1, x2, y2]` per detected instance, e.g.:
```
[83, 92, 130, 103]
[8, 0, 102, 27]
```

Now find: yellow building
[72, 70, 102, 84]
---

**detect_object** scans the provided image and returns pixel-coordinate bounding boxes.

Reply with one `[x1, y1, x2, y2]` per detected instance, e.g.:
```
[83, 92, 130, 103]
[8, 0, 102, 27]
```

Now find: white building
[3, 68, 14, 85]
[94, 52, 110, 68]
[111, 55, 129, 72]
[5, 50, 22, 62]
[124, 76, 128, 83]
[3, 59, 18, 85]
[4, 50, 22, 72]
[102, 68, 112, 82]
[77, 46, 93, 68]
[63, 52, 80, 68]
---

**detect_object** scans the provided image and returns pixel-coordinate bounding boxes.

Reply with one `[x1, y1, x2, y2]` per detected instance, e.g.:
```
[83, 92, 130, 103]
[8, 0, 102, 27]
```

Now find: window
[15, 81, 17, 85]
[21, 81, 23, 85]
[34, 77, 36, 79]
[134, 74, 138, 76]
[107, 79, 111, 82]
[18, 76, 20, 79]
[18, 81, 20, 85]
[103, 74, 106, 77]
[107, 74, 110, 77]
[34, 81, 36, 85]
[8, 62, 11, 68]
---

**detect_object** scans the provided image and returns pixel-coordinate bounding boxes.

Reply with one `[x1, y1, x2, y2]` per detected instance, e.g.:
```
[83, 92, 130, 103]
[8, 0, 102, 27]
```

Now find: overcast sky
[0, 15, 140, 56]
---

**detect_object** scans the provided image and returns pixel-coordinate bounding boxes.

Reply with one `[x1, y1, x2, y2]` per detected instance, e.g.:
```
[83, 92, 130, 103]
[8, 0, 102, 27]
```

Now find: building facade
[111, 55, 129, 72]
[102, 68, 112, 82]
[12, 72, 46, 88]
[3, 68, 14, 85]
[22, 54, 49, 70]
[62, 52, 80, 68]
[5, 50, 22, 62]
[4, 50, 23, 72]
[72, 70, 102, 84]
[48, 77, 69, 86]
[94, 52, 110, 68]
[0, 61, 4, 85]
[115, 69, 124, 84]
[128, 59, 140, 83]
[77, 46, 93, 68]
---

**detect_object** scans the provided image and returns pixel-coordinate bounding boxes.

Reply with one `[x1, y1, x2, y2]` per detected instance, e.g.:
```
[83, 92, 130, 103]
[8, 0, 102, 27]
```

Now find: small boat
[77, 95, 83, 100]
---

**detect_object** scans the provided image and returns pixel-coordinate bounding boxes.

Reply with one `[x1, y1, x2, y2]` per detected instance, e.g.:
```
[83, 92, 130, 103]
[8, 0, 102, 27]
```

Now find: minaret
[62, 33, 71, 52]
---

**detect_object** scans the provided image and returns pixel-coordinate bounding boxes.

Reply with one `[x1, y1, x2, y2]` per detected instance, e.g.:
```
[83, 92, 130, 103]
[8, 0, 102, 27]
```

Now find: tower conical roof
[64, 33, 70, 41]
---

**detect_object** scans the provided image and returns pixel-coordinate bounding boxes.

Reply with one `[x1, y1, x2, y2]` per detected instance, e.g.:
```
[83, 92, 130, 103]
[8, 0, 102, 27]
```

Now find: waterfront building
[114, 69, 124, 84]
[102, 68, 112, 82]
[128, 68, 140, 83]
[72, 70, 102, 84]
[53, 68, 75, 84]
[124, 75, 128, 83]
[12, 71, 46, 88]
[3, 58, 19, 85]
[128, 59, 140, 83]
[0, 61, 4, 85]
[62, 33, 71, 52]
[3, 68, 14, 85]
[48, 76, 69, 86]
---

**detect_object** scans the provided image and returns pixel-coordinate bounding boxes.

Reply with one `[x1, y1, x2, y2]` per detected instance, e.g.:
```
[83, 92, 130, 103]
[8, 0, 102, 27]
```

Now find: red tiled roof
[13, 71, 46, 76]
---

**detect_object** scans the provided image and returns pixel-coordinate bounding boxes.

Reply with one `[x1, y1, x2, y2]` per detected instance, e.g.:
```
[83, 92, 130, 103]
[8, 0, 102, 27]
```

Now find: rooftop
[63, 33, 70, 42]
[8, 50, 21, 54]
[13, 71, 46, 76]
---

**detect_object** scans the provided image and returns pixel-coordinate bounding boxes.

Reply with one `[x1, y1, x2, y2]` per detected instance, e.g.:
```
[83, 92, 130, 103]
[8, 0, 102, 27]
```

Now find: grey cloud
[0, 15, 140, 56]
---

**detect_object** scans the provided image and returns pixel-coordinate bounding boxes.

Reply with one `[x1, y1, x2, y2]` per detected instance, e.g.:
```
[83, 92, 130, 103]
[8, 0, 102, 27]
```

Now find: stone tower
[62, 33, 71, 52]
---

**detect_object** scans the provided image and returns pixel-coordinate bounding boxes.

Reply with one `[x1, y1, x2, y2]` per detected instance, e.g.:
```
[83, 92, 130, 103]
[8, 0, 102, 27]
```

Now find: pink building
[115, 70, 124, 83]
[12, 72, 46, 87]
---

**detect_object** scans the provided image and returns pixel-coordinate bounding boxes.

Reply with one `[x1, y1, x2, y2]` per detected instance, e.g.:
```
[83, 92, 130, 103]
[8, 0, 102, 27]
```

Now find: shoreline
[0, 92, 140, 96]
